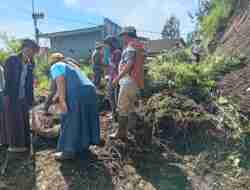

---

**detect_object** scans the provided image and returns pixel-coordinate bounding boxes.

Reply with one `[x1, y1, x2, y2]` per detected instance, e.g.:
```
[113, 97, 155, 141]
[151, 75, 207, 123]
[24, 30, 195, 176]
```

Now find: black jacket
[4, 54, 34, 108]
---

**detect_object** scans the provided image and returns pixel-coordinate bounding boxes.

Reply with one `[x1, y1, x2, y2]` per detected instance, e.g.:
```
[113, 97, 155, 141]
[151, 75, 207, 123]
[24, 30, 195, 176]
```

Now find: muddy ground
[0, 137, 188, 190]
[1, 123, 250, 190]
[1, 105, 250, 190]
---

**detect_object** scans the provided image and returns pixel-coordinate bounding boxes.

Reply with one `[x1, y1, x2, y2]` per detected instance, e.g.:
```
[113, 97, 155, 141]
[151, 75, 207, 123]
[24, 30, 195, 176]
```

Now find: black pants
[193, 53, 200, 63]
[93, 68, 102, 88]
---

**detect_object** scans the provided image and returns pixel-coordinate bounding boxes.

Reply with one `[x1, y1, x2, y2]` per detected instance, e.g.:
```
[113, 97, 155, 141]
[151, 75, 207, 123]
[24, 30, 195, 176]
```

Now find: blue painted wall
[48, 18, 122, 61]
[50, 30, 103, 60]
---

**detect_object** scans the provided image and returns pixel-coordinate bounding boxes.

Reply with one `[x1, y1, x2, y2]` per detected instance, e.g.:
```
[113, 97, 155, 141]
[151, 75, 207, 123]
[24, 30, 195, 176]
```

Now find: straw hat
[49, 52, 65, 64]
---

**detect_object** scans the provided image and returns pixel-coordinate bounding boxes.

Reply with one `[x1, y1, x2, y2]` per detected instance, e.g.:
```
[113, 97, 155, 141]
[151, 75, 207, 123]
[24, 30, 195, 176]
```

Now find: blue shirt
[50, 62, 94, 87]
[50, 62, 66, 80]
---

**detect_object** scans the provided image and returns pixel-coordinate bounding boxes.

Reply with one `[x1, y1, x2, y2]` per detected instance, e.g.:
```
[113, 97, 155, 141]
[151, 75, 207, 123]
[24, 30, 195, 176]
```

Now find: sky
[0, 0, 199, 47]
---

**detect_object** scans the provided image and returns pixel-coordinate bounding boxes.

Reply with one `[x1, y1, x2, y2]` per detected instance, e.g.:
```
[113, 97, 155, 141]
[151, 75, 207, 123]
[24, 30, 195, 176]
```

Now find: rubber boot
[128, 112, 138, 134]
[110, 116, 128, 141]
[112, 110, 118, 123]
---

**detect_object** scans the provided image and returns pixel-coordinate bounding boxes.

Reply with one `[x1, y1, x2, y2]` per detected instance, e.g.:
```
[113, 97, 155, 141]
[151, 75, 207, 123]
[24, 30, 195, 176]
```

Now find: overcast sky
[0, 0, 199, 47]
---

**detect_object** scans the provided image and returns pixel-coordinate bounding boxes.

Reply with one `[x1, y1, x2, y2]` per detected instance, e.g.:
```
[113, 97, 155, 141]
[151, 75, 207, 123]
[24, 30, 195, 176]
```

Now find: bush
[34, 56, 50, 97]
[147, 51, 243, 103]
[0, 51, 8, 66]
[200, 0, 235, 43]
[0, 33, 21, 65]
[80, 64, 94, 79]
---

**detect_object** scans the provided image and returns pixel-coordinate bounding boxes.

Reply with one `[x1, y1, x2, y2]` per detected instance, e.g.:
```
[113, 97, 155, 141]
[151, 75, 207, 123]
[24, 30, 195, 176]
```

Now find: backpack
[129, 40, 145, 89]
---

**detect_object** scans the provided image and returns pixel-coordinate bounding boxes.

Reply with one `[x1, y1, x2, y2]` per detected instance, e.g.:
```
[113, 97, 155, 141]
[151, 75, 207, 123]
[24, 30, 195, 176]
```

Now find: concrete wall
[50, 30, 103, 60]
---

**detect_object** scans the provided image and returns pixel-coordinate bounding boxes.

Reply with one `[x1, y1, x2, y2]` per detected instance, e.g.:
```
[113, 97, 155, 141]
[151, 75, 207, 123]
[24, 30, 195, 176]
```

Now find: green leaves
[0, 33, 21, 53]
[0, 33, 21, 65]
[147, 51, 243, 103]
[80, 64, 94, 79]
[201, 0, 236, 43]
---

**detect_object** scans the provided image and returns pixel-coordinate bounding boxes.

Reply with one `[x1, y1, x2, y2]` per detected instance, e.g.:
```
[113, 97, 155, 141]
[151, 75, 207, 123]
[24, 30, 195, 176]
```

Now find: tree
[161, 15, 180, 40]
[0, 33, 21, 65]
[188, 0, 211, 23]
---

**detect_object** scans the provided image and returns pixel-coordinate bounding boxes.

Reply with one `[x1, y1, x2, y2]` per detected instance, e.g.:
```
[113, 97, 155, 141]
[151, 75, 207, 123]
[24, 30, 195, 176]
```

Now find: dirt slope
[215, 0, 250, 116]
[217, 0, 250, 57]
[218, 63, 250, 116]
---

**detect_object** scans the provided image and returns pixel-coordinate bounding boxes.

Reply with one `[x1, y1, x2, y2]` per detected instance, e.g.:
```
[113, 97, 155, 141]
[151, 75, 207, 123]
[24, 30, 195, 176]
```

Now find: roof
[138, 36, 150, 42]
[147, 38, 185, 54]
[39, 25, 104, 38]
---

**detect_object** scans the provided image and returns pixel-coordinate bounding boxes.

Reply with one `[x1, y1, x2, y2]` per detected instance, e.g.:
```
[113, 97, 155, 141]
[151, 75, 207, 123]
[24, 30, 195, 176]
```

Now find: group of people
[0, 26, 145, 161]
[92, 26, 145, 140]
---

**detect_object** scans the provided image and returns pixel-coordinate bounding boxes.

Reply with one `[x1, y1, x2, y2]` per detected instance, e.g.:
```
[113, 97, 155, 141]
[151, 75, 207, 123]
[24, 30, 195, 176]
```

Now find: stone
[125, 182, 134, 190]
[137, 180, 146, 190]
[0, 182, 8, 190]
[144, 182, 156, 190]
[124, 165, 136, 175]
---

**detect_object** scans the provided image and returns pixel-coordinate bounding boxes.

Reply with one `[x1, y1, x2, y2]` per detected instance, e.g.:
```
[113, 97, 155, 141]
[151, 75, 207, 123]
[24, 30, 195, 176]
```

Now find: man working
[103, 35, 122, 121]
[92, 42, 104, 90]
[191, 38, 202, 63]
[111, 27, 145, 141]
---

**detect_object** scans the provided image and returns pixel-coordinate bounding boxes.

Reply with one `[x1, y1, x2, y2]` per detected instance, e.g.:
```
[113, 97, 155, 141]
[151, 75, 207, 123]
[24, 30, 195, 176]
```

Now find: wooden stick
[30, 109, 35, 159]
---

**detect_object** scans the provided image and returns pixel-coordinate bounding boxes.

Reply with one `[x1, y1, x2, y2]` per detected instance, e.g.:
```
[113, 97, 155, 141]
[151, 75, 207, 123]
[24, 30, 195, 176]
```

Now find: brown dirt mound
[218, 62, 250, 117]
[217, 0, 250, 57]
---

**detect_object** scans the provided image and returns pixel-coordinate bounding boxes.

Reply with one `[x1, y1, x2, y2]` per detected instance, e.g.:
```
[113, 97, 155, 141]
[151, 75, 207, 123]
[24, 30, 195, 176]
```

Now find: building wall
[103, 18, 122, 37]
[50, 30, 103, 60]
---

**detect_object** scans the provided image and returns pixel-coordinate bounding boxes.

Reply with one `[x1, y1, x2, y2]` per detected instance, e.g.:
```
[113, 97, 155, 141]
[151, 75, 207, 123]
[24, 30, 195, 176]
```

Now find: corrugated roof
[39, 25, 104, 38]
[147, 39, 185, 53]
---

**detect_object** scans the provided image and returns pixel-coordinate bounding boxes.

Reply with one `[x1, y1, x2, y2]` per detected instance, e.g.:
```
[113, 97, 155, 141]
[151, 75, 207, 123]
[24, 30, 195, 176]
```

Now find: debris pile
[144, 91, 223, 149]
[218, 62, 250, 118]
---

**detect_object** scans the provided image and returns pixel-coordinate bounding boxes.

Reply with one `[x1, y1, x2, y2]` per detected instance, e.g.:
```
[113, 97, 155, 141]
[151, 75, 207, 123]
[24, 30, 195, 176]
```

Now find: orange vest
[128, 40, 145, 89]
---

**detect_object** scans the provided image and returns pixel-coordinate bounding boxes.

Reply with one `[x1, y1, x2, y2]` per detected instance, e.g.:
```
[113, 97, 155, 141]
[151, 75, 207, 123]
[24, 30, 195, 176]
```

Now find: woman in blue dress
[48, 53, 100, 161]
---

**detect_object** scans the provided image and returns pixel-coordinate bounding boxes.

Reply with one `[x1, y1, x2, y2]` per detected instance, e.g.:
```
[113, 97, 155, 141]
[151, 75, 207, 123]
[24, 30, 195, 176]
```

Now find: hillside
[216, 0, 249, 56]
[215, 0, 250, 116]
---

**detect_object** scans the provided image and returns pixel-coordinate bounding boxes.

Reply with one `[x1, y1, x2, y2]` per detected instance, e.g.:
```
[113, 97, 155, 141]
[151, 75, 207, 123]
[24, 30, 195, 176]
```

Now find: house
[146, 38, 186, 57]
[39, 18, 122, 60]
